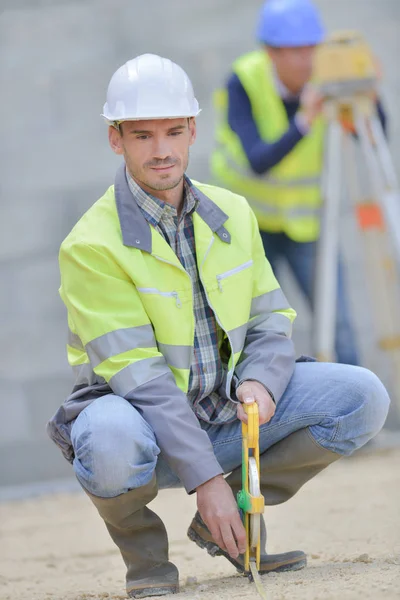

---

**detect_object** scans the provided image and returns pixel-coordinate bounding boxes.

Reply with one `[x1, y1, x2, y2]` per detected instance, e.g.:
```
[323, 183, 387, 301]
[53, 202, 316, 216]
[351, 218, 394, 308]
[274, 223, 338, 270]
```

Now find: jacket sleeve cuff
[234, 358, 295, 405]
[182, 458, 224, 494]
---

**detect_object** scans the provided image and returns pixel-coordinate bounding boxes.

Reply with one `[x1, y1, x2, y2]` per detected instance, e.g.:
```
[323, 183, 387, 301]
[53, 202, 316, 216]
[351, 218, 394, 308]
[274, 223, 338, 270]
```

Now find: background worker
[211, 0, 387, 366]
[47, 54, 389, 599]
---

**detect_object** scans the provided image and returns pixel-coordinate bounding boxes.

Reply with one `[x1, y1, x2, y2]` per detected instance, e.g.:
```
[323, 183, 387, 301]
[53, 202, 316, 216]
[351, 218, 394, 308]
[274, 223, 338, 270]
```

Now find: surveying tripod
[312, 31, 400, 413]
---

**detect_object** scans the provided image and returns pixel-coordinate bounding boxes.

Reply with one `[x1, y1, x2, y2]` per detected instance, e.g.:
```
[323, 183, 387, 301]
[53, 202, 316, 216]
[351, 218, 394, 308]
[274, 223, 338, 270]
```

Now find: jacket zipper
[216, 259, 253, 292]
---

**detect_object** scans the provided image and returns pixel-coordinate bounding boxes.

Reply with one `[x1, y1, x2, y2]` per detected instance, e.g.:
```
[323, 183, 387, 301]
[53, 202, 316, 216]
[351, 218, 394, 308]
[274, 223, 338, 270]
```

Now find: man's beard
[144, 173, 184, 191]
[127, 151, 189, 192]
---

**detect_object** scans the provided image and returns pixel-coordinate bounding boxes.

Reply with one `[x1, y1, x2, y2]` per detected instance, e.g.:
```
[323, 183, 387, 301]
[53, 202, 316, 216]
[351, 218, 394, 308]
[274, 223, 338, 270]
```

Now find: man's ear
[188, 117, 197, 147]
[108, 125, 124, 155]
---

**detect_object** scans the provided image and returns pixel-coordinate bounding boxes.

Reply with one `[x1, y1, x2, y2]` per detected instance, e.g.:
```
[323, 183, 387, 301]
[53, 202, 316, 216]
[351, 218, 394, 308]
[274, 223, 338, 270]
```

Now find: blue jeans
[70, 362, 389, 498]
[260, 231, 359, 366]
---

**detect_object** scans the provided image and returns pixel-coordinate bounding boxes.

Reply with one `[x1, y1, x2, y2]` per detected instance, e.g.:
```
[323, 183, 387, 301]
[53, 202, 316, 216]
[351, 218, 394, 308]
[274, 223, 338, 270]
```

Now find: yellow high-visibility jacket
[211, 50, 326, 242]
[47, 165, 296, 492]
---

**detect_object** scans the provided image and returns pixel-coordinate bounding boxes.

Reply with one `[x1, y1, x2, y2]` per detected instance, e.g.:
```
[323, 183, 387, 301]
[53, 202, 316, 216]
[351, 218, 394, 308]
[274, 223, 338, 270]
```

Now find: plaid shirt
[127, 171, 237, 423]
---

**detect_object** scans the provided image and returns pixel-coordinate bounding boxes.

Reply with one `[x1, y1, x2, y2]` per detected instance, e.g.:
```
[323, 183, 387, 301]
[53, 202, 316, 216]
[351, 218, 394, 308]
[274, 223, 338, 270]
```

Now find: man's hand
[236, 380, 275, 425]
[196, 475, 246, 559]
[300, 85, 324, 127]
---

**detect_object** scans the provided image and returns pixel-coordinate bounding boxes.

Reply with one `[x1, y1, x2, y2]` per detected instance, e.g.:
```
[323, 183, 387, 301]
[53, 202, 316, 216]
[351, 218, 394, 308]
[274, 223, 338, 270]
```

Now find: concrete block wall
[1, 0, 399, 487]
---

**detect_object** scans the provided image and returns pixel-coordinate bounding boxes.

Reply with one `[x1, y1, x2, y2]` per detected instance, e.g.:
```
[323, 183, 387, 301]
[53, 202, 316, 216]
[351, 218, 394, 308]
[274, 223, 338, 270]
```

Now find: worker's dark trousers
[259, 230, 359, 366]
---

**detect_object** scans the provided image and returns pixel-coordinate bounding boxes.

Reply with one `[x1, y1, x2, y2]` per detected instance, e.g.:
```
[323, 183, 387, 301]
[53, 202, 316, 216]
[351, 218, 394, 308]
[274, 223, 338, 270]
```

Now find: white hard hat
[102, 53, 201, 123]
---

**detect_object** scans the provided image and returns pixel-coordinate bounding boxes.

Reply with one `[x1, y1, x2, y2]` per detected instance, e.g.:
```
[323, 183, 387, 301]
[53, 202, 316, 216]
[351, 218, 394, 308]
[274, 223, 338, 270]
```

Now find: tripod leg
[353, 111, 400, 420]
[313, 120, 342, 362]
[369, 115, 400, 264]
[369, 115, 398, 189]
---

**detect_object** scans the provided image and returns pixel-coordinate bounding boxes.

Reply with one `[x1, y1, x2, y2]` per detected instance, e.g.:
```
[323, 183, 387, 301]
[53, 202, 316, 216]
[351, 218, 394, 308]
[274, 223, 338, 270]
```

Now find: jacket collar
[114, 163, 231, 252]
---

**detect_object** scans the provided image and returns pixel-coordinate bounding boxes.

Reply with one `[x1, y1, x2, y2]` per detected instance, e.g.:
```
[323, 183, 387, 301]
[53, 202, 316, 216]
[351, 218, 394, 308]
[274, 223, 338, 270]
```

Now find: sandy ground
[1, 449, 399, 600]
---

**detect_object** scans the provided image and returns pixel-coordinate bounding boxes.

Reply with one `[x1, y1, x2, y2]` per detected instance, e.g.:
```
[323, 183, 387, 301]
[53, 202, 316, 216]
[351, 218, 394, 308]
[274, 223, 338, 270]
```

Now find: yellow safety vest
[211, 50, 326, 242]
[60, 170, 296, 415]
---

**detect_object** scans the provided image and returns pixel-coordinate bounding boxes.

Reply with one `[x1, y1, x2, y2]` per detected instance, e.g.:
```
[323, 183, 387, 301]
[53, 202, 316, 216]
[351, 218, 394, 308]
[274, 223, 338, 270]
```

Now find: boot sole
[128, 583, 178, 598]
[187, 525, 307, 574]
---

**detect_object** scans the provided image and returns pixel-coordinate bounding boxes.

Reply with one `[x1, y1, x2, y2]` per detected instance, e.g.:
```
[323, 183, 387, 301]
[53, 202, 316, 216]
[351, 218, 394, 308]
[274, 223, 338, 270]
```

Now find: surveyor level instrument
[237, 403, 268, 599]
[313, 31, 400, 414]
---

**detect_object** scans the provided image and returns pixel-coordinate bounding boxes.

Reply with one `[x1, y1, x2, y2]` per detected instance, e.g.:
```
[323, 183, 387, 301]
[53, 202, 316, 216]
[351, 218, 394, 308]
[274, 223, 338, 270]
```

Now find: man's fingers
[207, 520, 226, 552]
[236, 383, 255, 405]
[238, 397, 276, 424]
[231, 513, 247, 554]
[256, 398, 276, 425]
[257, 401, 269, 425]
[243, 394, 255, 404]
[237, 403, 247, 423]
[257, 401, 275, 425]
[220, 522, 239, 559]
[258, 408, 275, 425]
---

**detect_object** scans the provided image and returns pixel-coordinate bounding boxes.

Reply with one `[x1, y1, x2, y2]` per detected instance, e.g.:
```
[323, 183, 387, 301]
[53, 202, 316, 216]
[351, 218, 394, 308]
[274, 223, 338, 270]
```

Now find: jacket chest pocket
[136, 287, 182, 308]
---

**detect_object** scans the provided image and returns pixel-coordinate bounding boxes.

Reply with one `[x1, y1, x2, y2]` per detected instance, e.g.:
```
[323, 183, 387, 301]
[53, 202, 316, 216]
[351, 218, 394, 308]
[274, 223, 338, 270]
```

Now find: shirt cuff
[294, 112, 310, 136]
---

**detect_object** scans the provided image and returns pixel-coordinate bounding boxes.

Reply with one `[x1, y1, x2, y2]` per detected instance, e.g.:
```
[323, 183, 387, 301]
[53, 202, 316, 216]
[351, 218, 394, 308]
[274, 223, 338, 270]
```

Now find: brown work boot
[86, 476, 178, 598]
[187, 511, 306, 574]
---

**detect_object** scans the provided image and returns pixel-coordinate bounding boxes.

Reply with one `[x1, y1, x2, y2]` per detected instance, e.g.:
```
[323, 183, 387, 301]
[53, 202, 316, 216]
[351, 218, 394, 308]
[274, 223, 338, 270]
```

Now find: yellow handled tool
[237, 403, 267, 599]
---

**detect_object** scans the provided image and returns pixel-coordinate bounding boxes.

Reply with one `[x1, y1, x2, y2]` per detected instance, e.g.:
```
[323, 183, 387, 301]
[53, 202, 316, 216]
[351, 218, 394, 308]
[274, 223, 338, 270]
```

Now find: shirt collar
[114, 163, 230, 253]
[126, 169, 198, 227]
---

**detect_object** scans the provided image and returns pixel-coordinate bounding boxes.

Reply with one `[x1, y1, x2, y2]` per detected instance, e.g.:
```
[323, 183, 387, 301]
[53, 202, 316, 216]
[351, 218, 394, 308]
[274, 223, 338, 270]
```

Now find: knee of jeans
[333, 367, 390, 453]
[71, 398, 160, 497]
[356, 367, 390, 434]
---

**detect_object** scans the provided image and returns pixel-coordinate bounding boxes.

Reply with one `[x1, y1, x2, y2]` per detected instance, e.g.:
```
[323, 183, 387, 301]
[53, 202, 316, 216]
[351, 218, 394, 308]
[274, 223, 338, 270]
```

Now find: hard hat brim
[101, 110, 202, 125]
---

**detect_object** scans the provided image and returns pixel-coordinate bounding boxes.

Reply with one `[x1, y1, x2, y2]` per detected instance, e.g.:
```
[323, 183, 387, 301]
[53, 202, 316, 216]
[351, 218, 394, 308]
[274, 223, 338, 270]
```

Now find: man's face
[109, 118, 196, 192]
[268, 45, 317, 92]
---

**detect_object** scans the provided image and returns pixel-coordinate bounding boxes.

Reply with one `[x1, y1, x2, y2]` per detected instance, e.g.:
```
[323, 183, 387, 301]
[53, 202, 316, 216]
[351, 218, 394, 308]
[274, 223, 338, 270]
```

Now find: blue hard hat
[257, 0, 325, 47]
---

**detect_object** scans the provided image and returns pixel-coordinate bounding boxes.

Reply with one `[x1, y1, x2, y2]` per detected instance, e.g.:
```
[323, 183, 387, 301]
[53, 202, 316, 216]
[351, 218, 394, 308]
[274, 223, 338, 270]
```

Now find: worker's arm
[234, 208, 297, 403]
[59, 240, 223, 494]
[227, 73, 307, 175]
